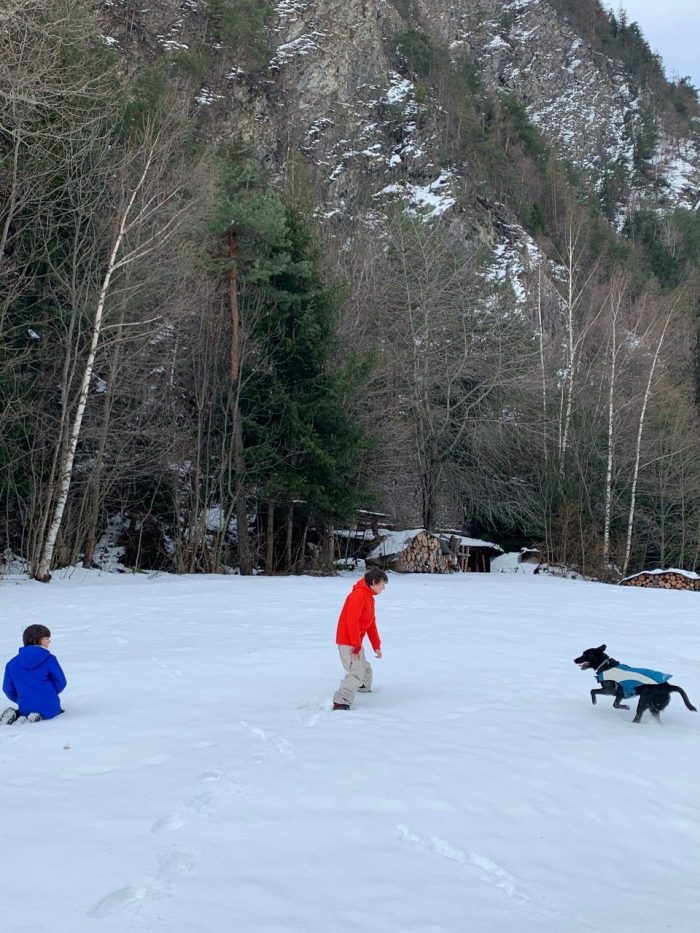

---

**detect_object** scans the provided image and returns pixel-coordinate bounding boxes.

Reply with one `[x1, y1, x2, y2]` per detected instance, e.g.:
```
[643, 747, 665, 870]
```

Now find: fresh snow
[2, 570, 700, 931]
[623, 567, 700, 581]
[366, 528, 425, 557]
[376, 172, 456, 220]
[367, 530, 502, 559]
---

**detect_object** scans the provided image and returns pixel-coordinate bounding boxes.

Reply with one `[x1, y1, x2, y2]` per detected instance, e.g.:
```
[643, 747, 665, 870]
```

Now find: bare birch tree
[621, 308, 674, 577]
[554, 218, 601, 477]
[2, 0, 127, 563]
[33, 117, 200, 580]
[601, 277, 626, 568]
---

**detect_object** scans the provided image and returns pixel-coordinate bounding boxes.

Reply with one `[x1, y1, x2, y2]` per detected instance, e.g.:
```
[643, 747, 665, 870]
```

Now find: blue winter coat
[597, 663, 671, 699]
[3, 646, 67, 719]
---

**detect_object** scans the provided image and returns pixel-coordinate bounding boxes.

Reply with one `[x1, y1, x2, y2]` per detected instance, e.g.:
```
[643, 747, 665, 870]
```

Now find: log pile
[395, 531, 453, 574]
[620, 570, 700, 591]
[367, 530, 457, 573]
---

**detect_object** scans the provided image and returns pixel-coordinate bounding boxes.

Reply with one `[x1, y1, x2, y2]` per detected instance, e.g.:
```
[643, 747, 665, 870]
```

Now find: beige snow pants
[333, 645, 373, 706]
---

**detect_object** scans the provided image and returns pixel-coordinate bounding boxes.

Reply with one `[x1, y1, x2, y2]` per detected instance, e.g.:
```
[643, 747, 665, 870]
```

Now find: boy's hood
[16, 645, 51, 670]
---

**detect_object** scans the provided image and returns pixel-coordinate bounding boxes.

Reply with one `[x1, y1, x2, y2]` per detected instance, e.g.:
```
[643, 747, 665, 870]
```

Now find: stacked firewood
[620, 571, 700, 591]
[397, 531, 453, 574]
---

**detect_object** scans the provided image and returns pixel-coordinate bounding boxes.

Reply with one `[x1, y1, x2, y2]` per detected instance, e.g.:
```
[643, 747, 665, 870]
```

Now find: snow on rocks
[483, 223, 544, 308]
[375, 171, 456, 220]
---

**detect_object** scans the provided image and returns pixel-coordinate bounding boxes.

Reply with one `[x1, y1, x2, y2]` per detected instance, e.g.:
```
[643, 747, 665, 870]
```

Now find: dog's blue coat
[596, 663, 672, 698]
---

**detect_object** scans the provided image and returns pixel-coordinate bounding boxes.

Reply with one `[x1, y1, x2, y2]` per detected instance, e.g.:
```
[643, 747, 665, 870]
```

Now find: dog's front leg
[590, 687, 607, 705]
[612, 685, 630, 711]
[592, 682, 617, 706]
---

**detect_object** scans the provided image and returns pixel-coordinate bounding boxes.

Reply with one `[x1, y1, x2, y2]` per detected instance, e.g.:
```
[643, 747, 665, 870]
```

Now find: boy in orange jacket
[333, 568, 387, 710]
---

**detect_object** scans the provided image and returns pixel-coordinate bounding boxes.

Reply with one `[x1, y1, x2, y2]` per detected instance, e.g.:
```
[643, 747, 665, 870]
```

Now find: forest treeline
[1, 0, 699, 580]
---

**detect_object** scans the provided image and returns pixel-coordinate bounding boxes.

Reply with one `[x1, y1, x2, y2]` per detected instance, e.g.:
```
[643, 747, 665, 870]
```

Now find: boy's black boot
[0, 707, 19, 725]
[333, 702, 350, 710]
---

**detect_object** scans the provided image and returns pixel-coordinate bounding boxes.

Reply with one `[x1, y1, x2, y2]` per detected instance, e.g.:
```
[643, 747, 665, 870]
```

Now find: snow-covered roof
[438, 533, 503, 552]
[367, 529, 502, 559]
[366, 529, 425, 559]
[622, 568, 700, 582]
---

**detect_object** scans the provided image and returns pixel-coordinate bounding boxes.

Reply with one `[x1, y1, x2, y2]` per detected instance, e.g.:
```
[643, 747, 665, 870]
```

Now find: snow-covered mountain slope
[100, 0, 699, 315]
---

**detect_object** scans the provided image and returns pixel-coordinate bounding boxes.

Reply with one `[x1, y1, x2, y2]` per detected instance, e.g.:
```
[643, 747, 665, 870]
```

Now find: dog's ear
[597, 644, 606, 652]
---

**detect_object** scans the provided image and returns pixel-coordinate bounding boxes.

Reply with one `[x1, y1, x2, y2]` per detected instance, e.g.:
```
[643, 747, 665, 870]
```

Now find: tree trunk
[622, 313, 672, 576]
[265, 500, 275, 574]
[227, 232, 252, 574]
[559, 221, 576, 475]
[602, 291, 619, 568]
[323, 523, 335, 573]
[234, 412, 252, 575]
[536, 266, 548, 461]
[228, 231, 240, 381]
[297, 517, 309, 573]
[285, 502, 293, 572]
[34, 154, 154, 581]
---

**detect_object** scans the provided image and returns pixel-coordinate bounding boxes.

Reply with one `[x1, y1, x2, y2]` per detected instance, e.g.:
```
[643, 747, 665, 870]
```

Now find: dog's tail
[669, 685, 698, 711]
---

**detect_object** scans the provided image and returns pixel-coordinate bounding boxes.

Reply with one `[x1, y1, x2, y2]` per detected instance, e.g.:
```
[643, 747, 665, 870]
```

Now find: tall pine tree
[243, 209, 369, 572]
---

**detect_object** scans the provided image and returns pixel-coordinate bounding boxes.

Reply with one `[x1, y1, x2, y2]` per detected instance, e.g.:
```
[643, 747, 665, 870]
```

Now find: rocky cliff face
[438, 0, 699, 214]
[101, 0, 699, 301]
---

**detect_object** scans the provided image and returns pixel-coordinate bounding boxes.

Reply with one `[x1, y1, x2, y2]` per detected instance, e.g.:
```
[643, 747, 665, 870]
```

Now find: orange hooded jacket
[335, 578, 381, 653]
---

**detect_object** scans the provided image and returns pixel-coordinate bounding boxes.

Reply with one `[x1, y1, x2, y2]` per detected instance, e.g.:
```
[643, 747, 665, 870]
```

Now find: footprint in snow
[294, 696, 328, 728]
[186, 790, 215, 812]
[88, 885, 147, 918]
[196, 769, 223, 782]
[157, 849, 195, 881]
[397, 824, 528, 903]
[151, 813, 184, 834]
[240, 721, 294, 756]
[151, 658, 183, 680]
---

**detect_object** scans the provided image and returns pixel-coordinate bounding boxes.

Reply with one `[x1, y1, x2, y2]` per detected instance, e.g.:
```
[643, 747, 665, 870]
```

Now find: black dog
[574, 644, 697, 723]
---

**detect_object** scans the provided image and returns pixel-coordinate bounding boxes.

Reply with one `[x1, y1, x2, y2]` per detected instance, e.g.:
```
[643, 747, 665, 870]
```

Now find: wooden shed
[437, 531, 503, 573]
[366, 529, 453, 574]
[334, 511, 394, 569]
[366, 529, 503, 574]
[620, 569, 700, 591]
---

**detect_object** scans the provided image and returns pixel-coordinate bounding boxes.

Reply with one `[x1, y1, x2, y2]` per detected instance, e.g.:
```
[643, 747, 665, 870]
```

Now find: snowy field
[1, 568, 699, 933]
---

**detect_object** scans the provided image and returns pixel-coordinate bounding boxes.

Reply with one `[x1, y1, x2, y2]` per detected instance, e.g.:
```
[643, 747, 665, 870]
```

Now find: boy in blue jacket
[1, 624, 67, 724]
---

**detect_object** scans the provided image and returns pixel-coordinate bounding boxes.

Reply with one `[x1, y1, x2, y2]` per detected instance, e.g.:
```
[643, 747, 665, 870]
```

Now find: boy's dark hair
[364, 568, 388, 586]
[23, 624, 51, 646]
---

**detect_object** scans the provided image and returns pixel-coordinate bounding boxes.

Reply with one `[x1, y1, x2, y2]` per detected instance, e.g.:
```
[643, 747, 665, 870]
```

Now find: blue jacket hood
[17, 645, 52, 670]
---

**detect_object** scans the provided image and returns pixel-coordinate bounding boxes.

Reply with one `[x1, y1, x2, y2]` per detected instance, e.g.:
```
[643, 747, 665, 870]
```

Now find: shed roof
[367, 529, 425, 559]
[367, 529, 503, 559]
